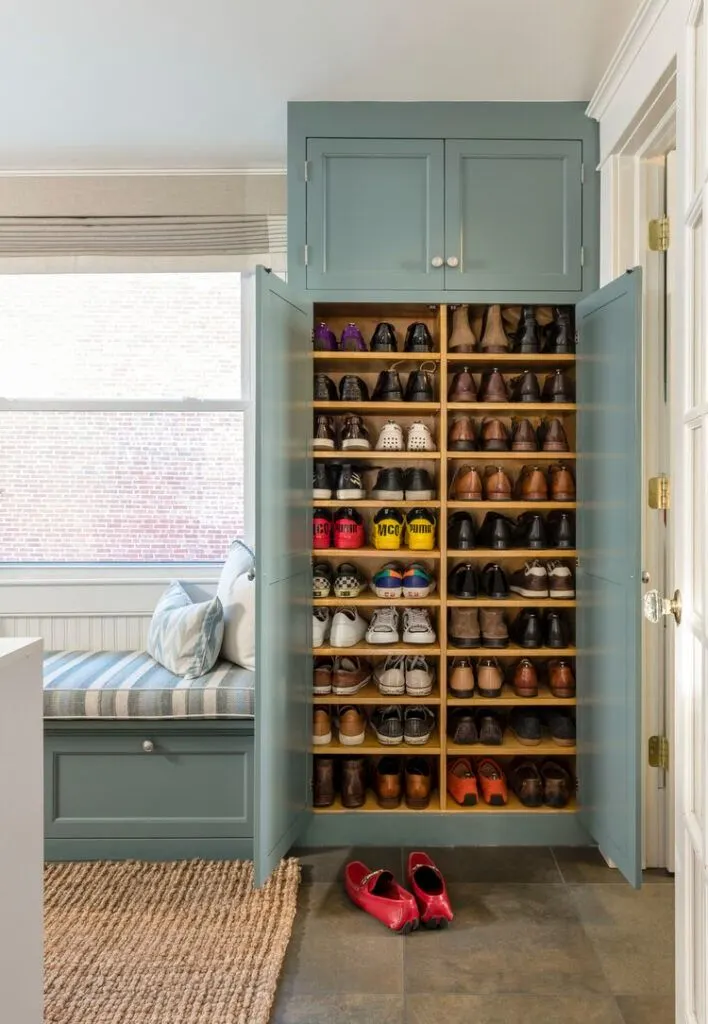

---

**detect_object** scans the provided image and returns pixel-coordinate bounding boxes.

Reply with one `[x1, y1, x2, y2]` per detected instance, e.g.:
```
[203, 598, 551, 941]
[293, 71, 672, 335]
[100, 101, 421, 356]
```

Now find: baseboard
[45, 837, 254, 862]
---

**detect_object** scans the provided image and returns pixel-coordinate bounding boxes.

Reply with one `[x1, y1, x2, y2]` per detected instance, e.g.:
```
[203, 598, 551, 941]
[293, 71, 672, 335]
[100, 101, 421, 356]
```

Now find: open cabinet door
[576, 268, 643, 888]
[251, 268, 313, 885]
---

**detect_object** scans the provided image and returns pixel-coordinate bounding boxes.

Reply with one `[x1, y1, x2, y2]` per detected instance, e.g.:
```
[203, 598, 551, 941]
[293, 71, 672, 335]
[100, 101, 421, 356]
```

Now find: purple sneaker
[340, 323, 367, 351]
[313, 322, 337, 351]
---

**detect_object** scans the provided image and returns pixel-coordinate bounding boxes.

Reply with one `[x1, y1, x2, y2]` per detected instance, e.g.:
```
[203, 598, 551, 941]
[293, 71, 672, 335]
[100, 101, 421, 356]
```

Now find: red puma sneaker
[406, 852, 453, 929]
[344, 861, 419, 934]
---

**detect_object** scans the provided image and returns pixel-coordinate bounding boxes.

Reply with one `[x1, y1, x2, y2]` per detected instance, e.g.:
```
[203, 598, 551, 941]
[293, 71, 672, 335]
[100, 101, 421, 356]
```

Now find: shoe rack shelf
[311, 303, 578, 816]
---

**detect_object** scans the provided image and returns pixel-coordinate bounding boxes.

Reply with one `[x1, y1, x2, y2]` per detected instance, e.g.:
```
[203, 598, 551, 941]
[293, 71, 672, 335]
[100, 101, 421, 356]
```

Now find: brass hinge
[648, 735, 669, 770]
[648, 216, 670, 252]
[648, 474, 670, 510]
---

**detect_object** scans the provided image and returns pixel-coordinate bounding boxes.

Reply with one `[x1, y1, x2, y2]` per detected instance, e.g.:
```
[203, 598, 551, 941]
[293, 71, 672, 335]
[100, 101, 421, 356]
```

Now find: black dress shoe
[513, 307, 541, 353]
[449, 563, 479, 599]
[448, 511, 476, 550]
[515, 512, 548, 549]
[476, 511, 514, 550]
[371, 467, 405, 500]
[372, 369, 404, 402]
[542, 369, 575, 403]
[404, 322, 434, 353]
[510, 370, 541, 403]
[513, 608, 544, 648]
[404, 467, 435, 500]
[314, 374, 338, 401]
[544, 308, 575, 354]
[404, 369, 434, 402]
[547, 511, 575, 549]
[481, 563, 509, 599]
[339, 375, 370, 402]
[370, 322, 398, 352]
[546, 610, 570, 648]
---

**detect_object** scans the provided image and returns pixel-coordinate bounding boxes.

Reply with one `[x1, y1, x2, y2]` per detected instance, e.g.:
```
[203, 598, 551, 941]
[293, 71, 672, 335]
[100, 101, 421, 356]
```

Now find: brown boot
[484, 466, 513, 501]
[449, 657, 475, 698]
[448, 415, 477, 451]
[513, 658, 539, 697]
[405, 757, 431, 809]
[313, 756, 335, 807]
[511, 418, 539, 452]
[448, 367, 478, 402]
[480, 608, 509, 649]
[449, 607, 481, 647]
[477, 368, 510, 402]
[450, 465, 483, 500]
[449, 304, 477, 353]
[480, 417, 510, 452]
[548, 658, 576, 698]
[479, 304, 510, 353]
[516, 466, 549, 501]
[540, 418, 570, 452]
[341, 757, 366, 808]
[477, 656, 503, 697]
[374, 756, 403, 809]
[549, 464, 576, 501]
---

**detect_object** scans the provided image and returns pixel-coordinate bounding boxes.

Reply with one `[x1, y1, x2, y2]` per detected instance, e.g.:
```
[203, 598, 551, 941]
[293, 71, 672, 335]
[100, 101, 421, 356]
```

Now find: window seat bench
[43, 651, 255, 862]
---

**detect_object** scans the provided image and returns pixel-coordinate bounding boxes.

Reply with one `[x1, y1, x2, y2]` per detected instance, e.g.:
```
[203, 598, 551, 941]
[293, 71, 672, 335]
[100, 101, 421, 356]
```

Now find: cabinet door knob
[431, 256, 444, 268]
[446, 256, 460, 268]
[142, 739, 155, 753]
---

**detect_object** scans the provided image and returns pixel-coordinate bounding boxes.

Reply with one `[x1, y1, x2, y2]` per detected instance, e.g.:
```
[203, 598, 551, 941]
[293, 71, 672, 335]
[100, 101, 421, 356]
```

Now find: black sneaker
[404, 322, 434, 353]
[372, 369, 404, 402]
[515, 511, 548, 549]
[313, 462, 334, 499]
[404, 467, 435, 501]
[447, 511, 476, 550]
[336, 464, 365, 500]
[313, 414, 337, 450]
[339, 375, 370, 402]
[372, 467, 405, 500]
[476, 512, 514, 550]
[481, 563, 509, 599]
[313, 562, 333, 598]
[341, 415, 371, 450]
[404, 369, 434, 402]
[314, 374, 337, 401]
[370, 322, 398, 352]
[333, 563, 367, 598]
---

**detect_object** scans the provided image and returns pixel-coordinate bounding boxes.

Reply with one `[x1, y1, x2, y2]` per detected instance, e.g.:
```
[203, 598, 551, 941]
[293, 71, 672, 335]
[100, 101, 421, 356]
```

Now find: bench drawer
[45, 729, 253, 841]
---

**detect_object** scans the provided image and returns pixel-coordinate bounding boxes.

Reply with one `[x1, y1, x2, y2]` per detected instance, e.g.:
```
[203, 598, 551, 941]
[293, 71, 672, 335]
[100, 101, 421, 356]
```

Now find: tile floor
[272, 846, 674, 1024]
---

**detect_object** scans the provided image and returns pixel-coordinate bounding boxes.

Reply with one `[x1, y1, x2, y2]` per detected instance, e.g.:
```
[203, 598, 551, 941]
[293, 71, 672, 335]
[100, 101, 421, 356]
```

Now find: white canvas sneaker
[329, 607, 368, 648]
[405, 655, 434, 696]
[375, 420, 405, 451]
[313, 608, 331, 648]
[365, 606, 400, 644]
[406, 421, 436, 452]
[402, 608, 436, 645]
[374, 655, 406, 695]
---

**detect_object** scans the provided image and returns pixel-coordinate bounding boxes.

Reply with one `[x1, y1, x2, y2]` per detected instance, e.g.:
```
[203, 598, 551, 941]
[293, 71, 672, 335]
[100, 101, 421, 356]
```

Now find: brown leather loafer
[477, 368, 510, 402]
[450, 465, 483, 500]
[549, 464, 576, 501]
[341, 757, 366, 808]
[510, 759, 544, 807]
[448, 368, 477, 402]
[548, 658, 576, 697]
[405, 756, 431, 809]
[374, 756, 403, 809]
[479, 304, 510, 353]
[480, 417, 510, 452]
[314, 756, 335, 807]
[513, 657, 539, 697]
[542, 369, 575, 403]
[511, 418, 539, 452]
[539, 417, 570, 452]
[477, 656, 503, 697]
[484, 466, 513, 501]
[541, 760, 573, 808]
[516, 466, 549, 501]
[448, 415, 477, 451]
[449, 657, 475, 698]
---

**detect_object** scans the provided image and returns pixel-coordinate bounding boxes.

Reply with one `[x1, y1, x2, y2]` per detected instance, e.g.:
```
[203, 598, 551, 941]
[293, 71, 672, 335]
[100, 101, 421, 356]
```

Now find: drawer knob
[446, 256, 460, 268]
[430, 256, 444, 268]
[142, 739, 155, 753]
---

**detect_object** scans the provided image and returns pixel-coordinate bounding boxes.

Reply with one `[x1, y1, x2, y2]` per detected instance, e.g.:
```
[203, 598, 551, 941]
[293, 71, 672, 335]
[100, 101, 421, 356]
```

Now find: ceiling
[0, 0, 640, 171]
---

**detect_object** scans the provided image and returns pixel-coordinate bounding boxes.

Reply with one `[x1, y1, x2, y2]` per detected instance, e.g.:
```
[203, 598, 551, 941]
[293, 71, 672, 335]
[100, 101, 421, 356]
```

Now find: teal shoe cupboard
[252, 102, 642, 888]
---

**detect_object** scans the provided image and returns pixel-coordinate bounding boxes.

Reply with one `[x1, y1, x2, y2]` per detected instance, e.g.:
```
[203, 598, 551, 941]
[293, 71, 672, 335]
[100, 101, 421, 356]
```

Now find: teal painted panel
[306, 138, 445, 291]
[45, 838, 253, 862]
[576, 269, 643, 889]
[44, 733, 253, 840]
[445, 139, 583, 291]
[254, 268, 313, 885]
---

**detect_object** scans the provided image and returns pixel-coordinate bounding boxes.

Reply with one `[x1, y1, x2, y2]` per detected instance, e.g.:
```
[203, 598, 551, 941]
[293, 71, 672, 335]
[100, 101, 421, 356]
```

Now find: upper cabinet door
[250, 268, 313, 886]
[445, 139, 583, 292]
[575, 269, 643, 888]
[305, 138, 445, 291]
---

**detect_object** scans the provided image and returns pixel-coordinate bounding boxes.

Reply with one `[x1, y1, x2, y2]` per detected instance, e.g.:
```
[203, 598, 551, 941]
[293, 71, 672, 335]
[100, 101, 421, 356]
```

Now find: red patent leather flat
[344, 860, 420, 934]
[407, 851, 454, 928]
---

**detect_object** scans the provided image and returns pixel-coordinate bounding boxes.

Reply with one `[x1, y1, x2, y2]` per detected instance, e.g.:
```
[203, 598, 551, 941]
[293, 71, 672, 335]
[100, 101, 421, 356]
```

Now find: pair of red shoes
[344, 852, 453, 933]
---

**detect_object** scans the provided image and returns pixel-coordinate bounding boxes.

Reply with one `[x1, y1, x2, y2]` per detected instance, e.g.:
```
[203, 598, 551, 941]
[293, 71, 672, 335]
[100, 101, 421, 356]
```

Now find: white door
[675, 4, 708, 1020]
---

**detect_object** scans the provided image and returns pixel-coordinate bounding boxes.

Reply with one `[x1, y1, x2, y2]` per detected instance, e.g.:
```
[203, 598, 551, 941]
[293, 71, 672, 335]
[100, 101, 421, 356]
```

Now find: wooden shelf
[312, 401, 440, 413]
[314, 791, 576, 813]
[445, 794, 577, 814]
[313, 727, 442, 754]
[447, 685, 576, 707]
[447, 403, 576, 413]
[448, 549, 577, 558]
[316, 643, 442, 656]
[313, 596, 440, 607]
[312, 547, 441, 559]
[313, 450, 441, 460]
[446, 645, 577, 656]
[315, 684, 442, 705]
[314, 790, 442, 813]
[447, 451, 577, 460]
[313, 352, 442, 368]
[446, 353, 576, 365]
[311, 500, 442, 508]
[447, 501, 577, 510]
[447, 732, 576, 756]
[446, 598, 577, 608]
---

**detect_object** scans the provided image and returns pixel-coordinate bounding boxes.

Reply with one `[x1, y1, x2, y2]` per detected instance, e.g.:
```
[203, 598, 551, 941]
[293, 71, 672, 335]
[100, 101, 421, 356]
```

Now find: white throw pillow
[217, 540, 256, 671]
[147, 581, 224, 679]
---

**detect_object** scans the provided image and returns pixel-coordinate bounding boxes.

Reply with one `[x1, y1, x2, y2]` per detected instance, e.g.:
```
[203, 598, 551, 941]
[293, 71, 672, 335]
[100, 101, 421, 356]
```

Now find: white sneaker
[375, 420, 404, 451]
[547, 560, 575, 599]
[329, 607, 367, 647]
[406, 421, 436, 452]
[313, 608, 331, 648]
[402, 608, 436, 645]
[365, 607, 400, 644]
[405, 655, 434, 696]
[374, 655, 406, 695]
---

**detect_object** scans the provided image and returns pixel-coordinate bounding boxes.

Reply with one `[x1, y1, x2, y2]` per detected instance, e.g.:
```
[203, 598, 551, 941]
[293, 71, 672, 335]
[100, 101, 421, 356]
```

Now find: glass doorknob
[643, 588, 682, 625]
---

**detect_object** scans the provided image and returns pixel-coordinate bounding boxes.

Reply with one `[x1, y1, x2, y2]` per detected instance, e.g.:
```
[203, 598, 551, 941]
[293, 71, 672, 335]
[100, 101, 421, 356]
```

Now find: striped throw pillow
[147, 581, 224, 679]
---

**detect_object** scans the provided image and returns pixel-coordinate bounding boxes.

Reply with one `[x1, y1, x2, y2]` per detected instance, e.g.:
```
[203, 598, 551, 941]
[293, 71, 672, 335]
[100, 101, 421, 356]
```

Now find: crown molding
[0, 167, 286, 179]
[587, 0, 670, 121]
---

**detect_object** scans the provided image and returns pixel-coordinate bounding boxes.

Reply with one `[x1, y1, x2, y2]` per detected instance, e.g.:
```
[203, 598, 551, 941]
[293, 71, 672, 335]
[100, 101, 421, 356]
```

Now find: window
[0, 271, 250, 563]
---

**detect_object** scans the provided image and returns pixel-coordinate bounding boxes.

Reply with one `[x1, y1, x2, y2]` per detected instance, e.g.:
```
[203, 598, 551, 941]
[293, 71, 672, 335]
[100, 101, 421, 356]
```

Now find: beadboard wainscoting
[0, 614, 152, 650]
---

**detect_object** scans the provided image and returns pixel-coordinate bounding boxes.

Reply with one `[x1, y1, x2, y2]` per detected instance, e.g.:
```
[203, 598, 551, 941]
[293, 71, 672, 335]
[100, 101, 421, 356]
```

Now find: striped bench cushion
[43, 651, 255, 720]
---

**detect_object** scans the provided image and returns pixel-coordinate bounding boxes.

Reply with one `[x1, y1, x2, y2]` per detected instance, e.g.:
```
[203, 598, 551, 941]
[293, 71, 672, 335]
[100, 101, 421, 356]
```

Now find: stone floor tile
[616, 995, 675, 1024]
[403, 845, 562, 884]
[553, 847, 674, 884]
[406, 993, 625, 1024]
[292, 846, 404, 884]
[569, 884, 675, 997]
[271, 994, 405, 1024]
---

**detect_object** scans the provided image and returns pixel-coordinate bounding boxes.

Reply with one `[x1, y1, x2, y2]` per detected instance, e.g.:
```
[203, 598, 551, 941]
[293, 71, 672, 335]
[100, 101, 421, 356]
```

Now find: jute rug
[44, 858, 300, 1024]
